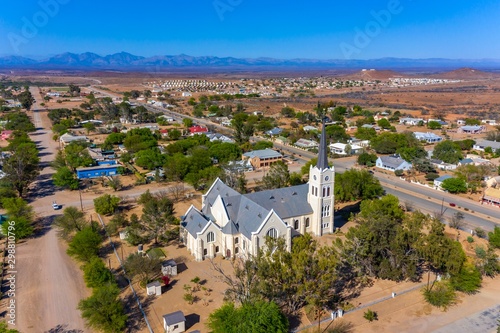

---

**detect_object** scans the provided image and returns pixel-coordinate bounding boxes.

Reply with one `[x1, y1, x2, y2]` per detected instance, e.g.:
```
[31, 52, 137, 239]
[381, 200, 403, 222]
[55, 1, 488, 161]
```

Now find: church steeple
[316, 117, 329, 170]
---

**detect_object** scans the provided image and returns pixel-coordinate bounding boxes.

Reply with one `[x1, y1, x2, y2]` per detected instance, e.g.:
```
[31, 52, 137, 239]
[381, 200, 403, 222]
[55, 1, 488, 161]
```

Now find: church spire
[316, 116, 329, 170]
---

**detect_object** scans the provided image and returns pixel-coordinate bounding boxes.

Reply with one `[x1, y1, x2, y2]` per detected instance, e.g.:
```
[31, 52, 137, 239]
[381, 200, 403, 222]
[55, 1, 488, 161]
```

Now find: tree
[207, 301, 289, 333]
[93, 194, 120, 215]
[0, 197, 35, 240]
[69, 84, 81, 96]
[53, 206, 88, 240]
[182, 118, 193, 128]
[441, 177, 467, 194]
[78, 284, 127, 333]
[17, 90, 35, 110]
[488, 226, 500, 249]
[124, 253, 162, 284]
[432, 140, 463, 164]
[325, 125, 349, 143]
[5, 112, 36, 132]
[253, 140, 273, 150]
[83, 257, 114, 289]
[137, 190, 176, 244]
[354, 127, 377, 140]
[334, 169, 383, 202]
[427, 121, 442, 130]
[449, 212, 465, 230]
[52, 166, 79, 190]
[422, 281, 457, 310]
[3, 142, 40, 197]
[67, 226, 103, 263]
[261, 161, 290, 189]
[450, 261, 482, 294]
[64, 142, 93, 170]
[281, 106, 295, 118]
[0, 321, 19, 333]
[83, 122, 96, 135]
[377, 118, 391, 129]
[363, 309, 378, 322]
[107, 176, 122, 192]
[357, 152, 377, 166]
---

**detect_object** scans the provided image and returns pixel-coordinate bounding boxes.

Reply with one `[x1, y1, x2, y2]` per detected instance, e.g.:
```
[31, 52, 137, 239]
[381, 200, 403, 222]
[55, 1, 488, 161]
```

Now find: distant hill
[343, 69, 408, 80]
[1, 52, 500, 71]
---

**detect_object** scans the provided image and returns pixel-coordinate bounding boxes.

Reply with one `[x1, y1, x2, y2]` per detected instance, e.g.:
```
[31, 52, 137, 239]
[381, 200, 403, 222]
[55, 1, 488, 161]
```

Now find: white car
[52, 202, 62, 210]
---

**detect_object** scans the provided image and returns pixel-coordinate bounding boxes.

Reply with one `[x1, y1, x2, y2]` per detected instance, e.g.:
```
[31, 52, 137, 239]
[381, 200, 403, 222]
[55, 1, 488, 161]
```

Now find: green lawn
[146, 247, 166, 258]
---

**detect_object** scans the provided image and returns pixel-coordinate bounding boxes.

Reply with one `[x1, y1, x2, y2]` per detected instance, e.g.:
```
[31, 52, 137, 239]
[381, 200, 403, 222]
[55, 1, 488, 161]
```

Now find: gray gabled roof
[435, 175, 452, 182]
[244, 184, 313, 220]
[475, 139, 500, 150]
[182, 206, 210, 237]
[203, 178, 239, 207]
[378, 155, 408, 169]
[163, 311, 185, 326]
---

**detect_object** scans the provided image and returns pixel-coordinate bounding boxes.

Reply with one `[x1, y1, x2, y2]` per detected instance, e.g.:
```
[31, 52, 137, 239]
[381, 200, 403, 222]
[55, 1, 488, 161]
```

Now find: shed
[163, 310, 186, 333]
[162, 259, 178, 276]
[146, 281, 162, 296]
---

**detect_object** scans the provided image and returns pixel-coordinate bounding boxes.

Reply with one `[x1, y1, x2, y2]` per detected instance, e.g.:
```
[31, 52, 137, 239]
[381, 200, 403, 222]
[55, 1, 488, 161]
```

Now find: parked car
[449, 202, 456, 207]
[52, 202, 62, 210]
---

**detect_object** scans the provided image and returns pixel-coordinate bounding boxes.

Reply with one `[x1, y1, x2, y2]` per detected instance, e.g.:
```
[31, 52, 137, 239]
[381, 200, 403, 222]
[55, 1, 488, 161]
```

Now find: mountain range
[1, 52, 500, 70]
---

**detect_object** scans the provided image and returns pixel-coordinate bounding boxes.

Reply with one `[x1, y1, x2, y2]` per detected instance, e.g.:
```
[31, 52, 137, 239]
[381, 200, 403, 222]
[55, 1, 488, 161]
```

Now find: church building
[180, 123, 335, 261]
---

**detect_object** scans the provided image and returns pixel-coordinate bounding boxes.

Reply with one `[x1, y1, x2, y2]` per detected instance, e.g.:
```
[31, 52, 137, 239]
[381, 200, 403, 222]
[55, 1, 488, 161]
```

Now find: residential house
[160, 129, 169, 138]
[473, 139, 500, 152]
[242, 149, 283, 169]
[303, 125, 318, 132]
[275, 136, 289, 145]
[482, 188, 500, 207]
[226, 160, 254, 172]
[481, 119, 497, 126]
[430, 159, 457, 171]
[329, 142, 363, 155]
[459, 156, 491, 166]
[348, 137, 370, 147]
[188, 125, 209, 135]
[59, 133, 89, 146]
[182, 92, 192, 97]
[414, 132, 443, 143]
[0, 130, 13, 141]
[181, 124, 335, 261]
[266, 127, 283, 136]
[295, 139, 318, 150]
[361, 124, 381, 131]
[456, 119, 466, 125]
[434, 175, 452, 190]
[399, 117, 425, 126]
[376, 155, 412, 171]
[458, 125, 485, 134]
[486, 176, 500, 188]
[163, 311, 186, 333]
[206, 133, 234, 143]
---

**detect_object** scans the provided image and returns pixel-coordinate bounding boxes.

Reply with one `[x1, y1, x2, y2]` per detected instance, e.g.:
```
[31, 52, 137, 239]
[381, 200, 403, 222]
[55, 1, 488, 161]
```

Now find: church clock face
[325, 176, 329, 181]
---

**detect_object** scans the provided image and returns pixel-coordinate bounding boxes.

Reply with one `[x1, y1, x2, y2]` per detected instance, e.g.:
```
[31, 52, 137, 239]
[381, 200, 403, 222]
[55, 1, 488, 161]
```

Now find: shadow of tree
[44, 324, 83, 333]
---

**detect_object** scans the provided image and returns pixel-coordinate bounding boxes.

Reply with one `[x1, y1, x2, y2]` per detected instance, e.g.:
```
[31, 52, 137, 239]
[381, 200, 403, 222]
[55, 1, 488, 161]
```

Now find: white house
[163, 311, 185, 333]
[473, 139, 500, 152]
[399, 118, 425, 126]
[376, 155, 412, 171]
[434, 175, 452, 190]
[181, 123, 335, 261]
[303, 125, 318, 132]
[329, 142, 363, 155]
[430, 159, 457, 171]
[206, 133, 235, 143]
[59, 133, 89, 146]
[295, 138, 318, 149]
[414, 132, 443, 143]
[458, 125, 485, 134]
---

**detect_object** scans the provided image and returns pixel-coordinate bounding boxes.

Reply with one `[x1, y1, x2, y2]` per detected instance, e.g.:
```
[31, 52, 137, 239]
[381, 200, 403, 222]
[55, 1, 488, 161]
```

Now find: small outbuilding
[163, 310, 186, 333]
[76, 164, 119, 179]
[162, 259, 178, 276]
[146, 281, 162, 296]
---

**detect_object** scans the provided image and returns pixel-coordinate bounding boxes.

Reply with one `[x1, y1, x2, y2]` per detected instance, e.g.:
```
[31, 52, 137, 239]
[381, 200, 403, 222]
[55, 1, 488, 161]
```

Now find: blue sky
[1, 0, 500, 59]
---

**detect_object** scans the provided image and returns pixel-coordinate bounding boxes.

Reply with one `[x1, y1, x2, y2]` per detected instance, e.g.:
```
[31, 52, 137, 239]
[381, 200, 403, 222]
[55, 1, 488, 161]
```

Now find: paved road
[14, 87, 88, 332]
[432, 304, 500, 333]
[85, 85, 500, 231]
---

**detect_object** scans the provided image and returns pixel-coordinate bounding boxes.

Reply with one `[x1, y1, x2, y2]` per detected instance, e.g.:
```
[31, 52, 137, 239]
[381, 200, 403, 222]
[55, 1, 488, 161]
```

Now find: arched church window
[207, 231, 215, 243]
[266, 228, 278, 238]
[305, 218, 310, 228]
[294, 219, 299, 230]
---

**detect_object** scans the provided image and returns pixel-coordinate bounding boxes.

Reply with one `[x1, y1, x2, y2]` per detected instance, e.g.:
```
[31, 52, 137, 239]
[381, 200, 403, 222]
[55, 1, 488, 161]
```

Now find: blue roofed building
[181, 122, 335, 261]
[76, 163, 119, 179]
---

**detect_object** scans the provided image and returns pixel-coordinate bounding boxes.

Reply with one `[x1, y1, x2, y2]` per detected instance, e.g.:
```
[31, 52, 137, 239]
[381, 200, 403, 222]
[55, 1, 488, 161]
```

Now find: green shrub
[422, 281, 457, 309]
[363, 309, 378, 322]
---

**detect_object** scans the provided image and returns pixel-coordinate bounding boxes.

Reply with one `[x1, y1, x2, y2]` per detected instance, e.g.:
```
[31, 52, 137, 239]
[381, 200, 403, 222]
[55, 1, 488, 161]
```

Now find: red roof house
[189, 125, 208, 135]
[1, 130, 13, 141]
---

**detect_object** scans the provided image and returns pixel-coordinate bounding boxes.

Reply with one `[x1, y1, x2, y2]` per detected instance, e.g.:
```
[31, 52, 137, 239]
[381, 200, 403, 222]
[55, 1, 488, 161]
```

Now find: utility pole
[79, 188, 83, 211]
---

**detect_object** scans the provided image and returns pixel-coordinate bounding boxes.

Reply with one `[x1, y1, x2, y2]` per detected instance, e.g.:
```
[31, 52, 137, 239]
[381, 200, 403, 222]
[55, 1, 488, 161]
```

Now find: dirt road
[14, 88, 89, 332]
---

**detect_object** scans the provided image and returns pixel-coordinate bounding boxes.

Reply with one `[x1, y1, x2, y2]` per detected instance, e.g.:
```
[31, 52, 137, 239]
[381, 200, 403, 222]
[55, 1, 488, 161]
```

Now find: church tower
[307, 119, 335, 236]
